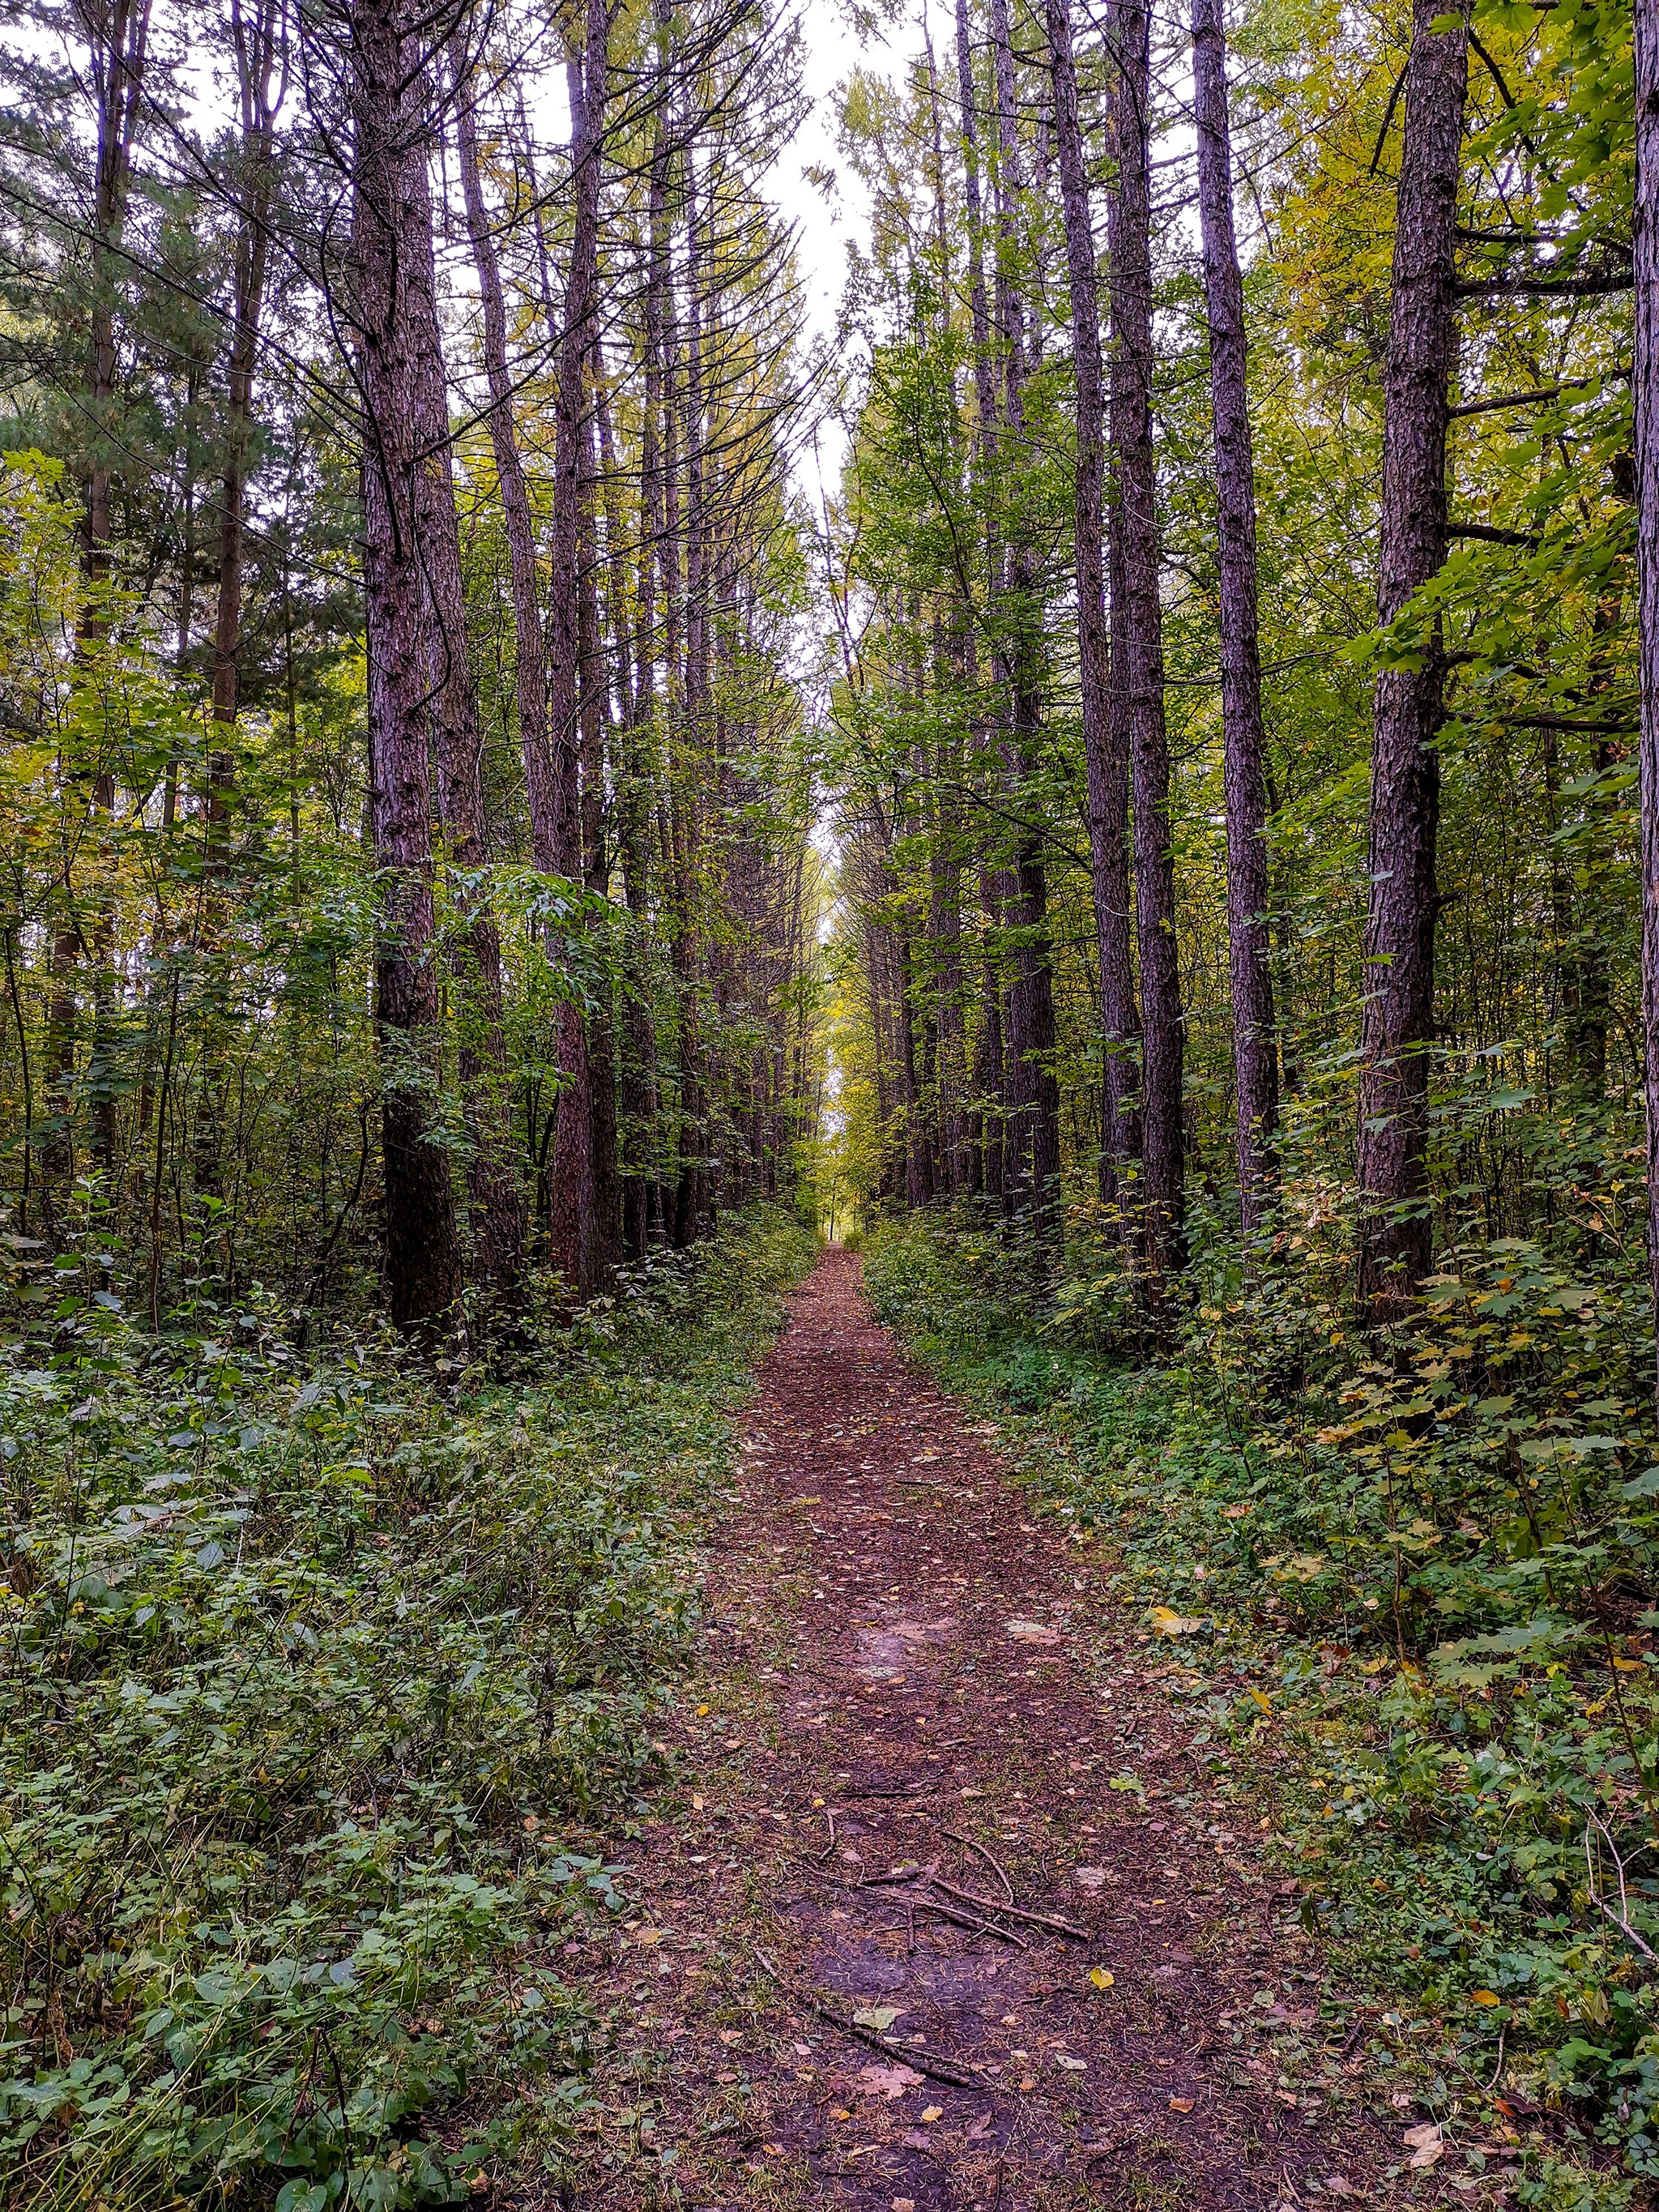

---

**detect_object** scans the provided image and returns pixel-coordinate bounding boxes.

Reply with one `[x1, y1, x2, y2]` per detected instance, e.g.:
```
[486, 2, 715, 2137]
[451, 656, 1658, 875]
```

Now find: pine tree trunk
[1107, 0, 1183, 1284]
[194, 0, 280, 1213]
[1356, 0, 1466, 1316]
[1192, 0, 1277, 1232]
[1047, 0, 1141, 1206]
[1631, 0, 1659, 1411]
[349, 0, 463, 1339]
[991, 0, 1061, 1246]
[452, 26, 559, 855]
[545, 0, 607, 1295]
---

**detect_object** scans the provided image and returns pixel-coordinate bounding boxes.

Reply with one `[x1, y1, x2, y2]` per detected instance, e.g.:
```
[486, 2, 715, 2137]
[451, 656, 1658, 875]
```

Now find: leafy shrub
[0, 1207, 815, 2209]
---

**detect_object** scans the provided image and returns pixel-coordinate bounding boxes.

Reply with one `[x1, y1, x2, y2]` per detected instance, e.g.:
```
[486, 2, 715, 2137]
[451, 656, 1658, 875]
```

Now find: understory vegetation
[0, 1207, 815, 2211]
[864, 1209, 1659, 2203]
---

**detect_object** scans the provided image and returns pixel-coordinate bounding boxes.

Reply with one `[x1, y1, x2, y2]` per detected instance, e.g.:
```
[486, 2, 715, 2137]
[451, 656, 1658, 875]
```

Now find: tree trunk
[1047, 0, 1141, 1208]
[1192, 0, 1277, 1232]
[1632, 0, 1659, 1411]
[195, 0, 281, 1210]
[451, 20, 559, 857]
[545, 0, 607, 1296]
[349, 0, 463, 1339]
[1356, 0, 1467, 1316]
[991, 0, 1062, 1246]
[1107, 0, 1183, 1284]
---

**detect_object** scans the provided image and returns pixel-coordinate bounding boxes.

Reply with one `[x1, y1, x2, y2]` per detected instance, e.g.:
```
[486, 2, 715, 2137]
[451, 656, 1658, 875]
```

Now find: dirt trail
[569, 1251, 1414, 2210]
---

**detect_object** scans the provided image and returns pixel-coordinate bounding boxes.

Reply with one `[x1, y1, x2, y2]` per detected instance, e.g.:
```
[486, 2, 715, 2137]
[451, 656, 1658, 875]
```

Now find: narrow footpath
[567, 1250, 1426, 2211]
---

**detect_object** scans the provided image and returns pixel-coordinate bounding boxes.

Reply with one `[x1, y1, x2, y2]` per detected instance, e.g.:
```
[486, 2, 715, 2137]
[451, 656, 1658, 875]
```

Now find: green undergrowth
[0, 1206, 817, 2211]
[864, 1211, 1659, 2207]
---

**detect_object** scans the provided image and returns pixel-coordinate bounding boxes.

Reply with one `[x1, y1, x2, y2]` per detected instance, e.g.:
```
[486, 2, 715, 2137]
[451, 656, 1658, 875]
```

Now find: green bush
[0, 1209, 815, 2210]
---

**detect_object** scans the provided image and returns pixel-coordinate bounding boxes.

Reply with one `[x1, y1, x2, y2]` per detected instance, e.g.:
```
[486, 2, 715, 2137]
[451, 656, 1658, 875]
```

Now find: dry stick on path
[940, 1823, 1017, 1903]
[751, 1946, 991, 2091]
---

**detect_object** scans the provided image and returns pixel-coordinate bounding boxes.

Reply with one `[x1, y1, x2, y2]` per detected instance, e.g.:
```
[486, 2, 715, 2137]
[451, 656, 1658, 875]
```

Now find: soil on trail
[568, 1251, 1423, 2211]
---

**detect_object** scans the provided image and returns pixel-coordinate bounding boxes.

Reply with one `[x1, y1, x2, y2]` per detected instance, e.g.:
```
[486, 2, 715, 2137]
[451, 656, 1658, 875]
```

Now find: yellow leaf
[920, 2104, 943, 2123]
[1090, 1968, 1115, 1990]
[1470, 1988, 1501, 2006]
[1169, 2096, 1196, 2113]
[696, 1703, 710, 1717]
[1612, 1656, 1643, 1672]
[1247, 1687, 1274, 1714]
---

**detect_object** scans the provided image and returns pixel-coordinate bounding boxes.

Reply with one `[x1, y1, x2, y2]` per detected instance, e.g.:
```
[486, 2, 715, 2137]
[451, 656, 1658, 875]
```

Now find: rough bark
[1107, 0, 1183, 1284]
[1047, 0, 1141, 1208]
[194, 0, 281, 1209]
[451, 22, 558, 856]
[991, 0, 1062, 1245]
[1356, 0, 1467, 1315]
[375, 41, 524, 1304]
[1192, 0, 1277, 1232]
[545, 0, 607, 1295]
[348, 0, 463, 1338]
[1634, 0, 1659, 1411]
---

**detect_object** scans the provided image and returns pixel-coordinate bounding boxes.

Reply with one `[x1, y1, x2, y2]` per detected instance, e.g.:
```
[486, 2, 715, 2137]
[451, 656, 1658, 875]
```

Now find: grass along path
[566, 1249, 1454, 2212]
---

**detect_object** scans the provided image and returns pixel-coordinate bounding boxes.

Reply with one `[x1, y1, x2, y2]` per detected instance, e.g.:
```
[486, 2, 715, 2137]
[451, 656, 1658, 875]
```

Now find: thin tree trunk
[991, 0, 1062, 1246]
[1355, 0, 1467, 1315]
[1192, 0, 1277, 1232]
[349, 0, 463, 1338]
[1047, 0, 1141, 1207]
[195, 0, 281, 1210]
[545, 0, 607, 1295]
[1631, 0, 1659, 1411]
[1107, 0, 1183, 1284]
[451, 19, 558, 858]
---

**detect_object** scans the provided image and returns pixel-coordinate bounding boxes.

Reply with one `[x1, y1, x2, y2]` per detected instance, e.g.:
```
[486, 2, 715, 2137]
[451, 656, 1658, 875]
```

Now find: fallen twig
[932, 1877, 1089, 1941]
[940, 1826, 1016, 1906]
[751, 1945, 987, 2090]
[871, 1884, 1026, 1955]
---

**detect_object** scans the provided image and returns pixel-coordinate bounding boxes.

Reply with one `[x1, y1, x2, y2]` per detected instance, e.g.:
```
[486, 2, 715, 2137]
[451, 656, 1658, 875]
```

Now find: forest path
[568, 1250, 1412, 2212]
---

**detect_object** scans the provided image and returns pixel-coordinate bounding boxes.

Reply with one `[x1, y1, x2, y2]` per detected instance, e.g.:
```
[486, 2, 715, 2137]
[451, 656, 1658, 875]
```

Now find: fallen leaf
[1169, 2097, 1196, 2114]
[920, 2105, 944, 2123]
[1089, 1967, 1115, 1990]
[966, 2111, 994, 2138]
[1404, 2120, 1445, 2168]
[1150, 1605, 1205, 1635]
[893, 2200, 917, 2212]
[852, 2005, 904, 2031]
[1005, 1618, 1061, 1644]
[830, 2107, 851, 2121]
[1222, 1502, 1252, 1518]
[1470, 1988, 1501, 2006]
[719, 2029, 743, 2045]
[715, 2069, 737, 2083]
[1324, 2182, 1355, 2199]
[762, 2142, 784, 2155]
[633, 1928, 662, 1946]
[1247, 1686, 1274, 1715]
[1055, 2053, 1087, 2071]
[855, 2062, 923, 2100]
[1074, 1866, 1107, 1891]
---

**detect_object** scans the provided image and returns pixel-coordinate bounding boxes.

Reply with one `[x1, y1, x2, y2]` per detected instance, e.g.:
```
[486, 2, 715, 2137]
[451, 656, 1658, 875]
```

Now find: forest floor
[560, 1249, 1467, 2212]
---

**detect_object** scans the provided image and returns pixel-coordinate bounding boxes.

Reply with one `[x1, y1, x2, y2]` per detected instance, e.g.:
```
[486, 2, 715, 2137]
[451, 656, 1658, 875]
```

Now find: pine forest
[6, 0, 1659, 2202]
